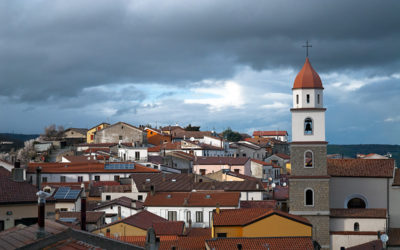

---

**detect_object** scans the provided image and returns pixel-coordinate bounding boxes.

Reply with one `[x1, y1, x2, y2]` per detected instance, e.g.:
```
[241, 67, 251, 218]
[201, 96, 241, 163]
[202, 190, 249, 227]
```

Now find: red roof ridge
[293, 58, 323, 89]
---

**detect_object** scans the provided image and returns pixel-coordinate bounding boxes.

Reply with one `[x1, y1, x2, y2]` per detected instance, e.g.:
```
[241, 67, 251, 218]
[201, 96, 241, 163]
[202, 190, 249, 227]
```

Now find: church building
[288, 56, 397, 249]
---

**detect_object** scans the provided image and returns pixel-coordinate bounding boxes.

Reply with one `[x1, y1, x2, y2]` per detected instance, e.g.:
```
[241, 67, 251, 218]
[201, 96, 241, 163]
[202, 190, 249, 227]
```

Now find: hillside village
[0, 58, 399, 249]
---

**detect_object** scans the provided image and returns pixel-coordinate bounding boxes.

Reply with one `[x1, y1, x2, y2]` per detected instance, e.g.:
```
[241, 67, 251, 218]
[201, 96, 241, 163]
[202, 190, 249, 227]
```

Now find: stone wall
[290, 144, 327, 176]
[289, 179, 330, 212]
[304, 215, 330, 249]
[95, 123, 146, 145]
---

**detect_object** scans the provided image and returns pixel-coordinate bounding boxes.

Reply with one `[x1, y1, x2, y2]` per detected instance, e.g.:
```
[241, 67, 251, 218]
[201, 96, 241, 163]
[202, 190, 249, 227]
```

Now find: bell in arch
[304, 118, 313, 134]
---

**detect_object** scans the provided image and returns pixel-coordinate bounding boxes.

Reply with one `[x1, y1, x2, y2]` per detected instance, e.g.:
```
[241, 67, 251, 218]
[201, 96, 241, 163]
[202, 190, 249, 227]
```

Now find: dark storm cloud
[1, 0, 399, 102]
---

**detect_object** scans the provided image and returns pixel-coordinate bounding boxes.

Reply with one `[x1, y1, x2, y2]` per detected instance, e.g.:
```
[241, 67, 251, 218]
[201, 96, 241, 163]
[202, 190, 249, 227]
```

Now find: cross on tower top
[302, 40, 312, 58]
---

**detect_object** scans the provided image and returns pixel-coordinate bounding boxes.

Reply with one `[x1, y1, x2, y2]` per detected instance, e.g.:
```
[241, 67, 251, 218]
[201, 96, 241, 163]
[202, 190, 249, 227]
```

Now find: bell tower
[289, 57, 330, 248]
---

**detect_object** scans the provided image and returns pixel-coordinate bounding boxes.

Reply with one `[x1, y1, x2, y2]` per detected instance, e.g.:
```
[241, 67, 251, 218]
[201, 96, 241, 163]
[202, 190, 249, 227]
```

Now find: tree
[42, 124, 64, 140]
[222, 127, 242, 142]
[184, 124, 200, 131]
[17, 139, 36, 164]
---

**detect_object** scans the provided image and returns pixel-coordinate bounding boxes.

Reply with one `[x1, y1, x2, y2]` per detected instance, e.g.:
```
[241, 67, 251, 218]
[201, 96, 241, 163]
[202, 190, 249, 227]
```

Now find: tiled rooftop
[212, 208, 311, 226]
[330, 208, 387, 218]
[144, 191, 240, 207]
[206, 237, 313, 250]
[327, 159, 394, 178]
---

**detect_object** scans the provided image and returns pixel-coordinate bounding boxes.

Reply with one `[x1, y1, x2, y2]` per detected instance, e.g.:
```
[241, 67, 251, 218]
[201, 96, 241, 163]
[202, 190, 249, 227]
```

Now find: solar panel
[105, 163, 135, 170]
[54, 187, 80, 200]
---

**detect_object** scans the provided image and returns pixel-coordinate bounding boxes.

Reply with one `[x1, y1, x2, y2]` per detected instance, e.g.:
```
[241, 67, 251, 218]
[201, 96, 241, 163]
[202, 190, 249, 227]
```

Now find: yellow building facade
[212, 209, 311, 238]
[93, 221, 147, 237]
[86, 123, 109, 143]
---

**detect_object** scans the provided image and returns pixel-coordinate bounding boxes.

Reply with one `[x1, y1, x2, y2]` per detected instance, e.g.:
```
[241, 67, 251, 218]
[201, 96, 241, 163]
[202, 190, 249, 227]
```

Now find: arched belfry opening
[304, 118, 313, 135]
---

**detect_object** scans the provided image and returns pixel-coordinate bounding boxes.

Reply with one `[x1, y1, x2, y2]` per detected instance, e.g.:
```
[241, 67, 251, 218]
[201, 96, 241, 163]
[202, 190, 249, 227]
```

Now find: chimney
[118, 206, 122, 220]
[36, 167, 42, 190]
[106, 228, 111, 238]
[216, 203, 220, 214]
[183, 198, 188, 206]
[80, 183, 87, 231]
[237, 244, 243, 250]
[12, 161, 25, 182]
[150, 185, 155, 196]
[36, 190, 51, 239]
[132, 201, 136, 209]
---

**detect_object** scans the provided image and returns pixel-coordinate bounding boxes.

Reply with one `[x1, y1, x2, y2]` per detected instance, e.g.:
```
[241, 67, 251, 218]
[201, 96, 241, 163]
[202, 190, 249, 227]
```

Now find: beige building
[0, 167, 55, 231]
[94, 122, 147, 146]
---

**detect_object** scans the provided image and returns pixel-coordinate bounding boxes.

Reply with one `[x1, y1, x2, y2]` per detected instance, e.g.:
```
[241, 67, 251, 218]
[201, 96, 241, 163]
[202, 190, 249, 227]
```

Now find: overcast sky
[1, 0, 399, 144]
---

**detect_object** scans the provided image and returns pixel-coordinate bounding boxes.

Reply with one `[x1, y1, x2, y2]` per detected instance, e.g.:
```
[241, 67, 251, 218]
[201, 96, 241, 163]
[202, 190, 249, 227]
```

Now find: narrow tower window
[305, 189, 314, 206]
[317, 94, 320, 104]
[306, 94, 310, 103]
[296, 95, 299, 105]
[347, 198, 366, 208]
[354, 222, 360, 231]
[304, 118, 313, 135]
[304, 151, 313, 167]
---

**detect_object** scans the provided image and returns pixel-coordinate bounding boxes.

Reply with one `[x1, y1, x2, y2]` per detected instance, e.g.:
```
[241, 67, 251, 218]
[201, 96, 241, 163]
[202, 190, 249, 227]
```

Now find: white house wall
[389, 185, 400, 227]
[292, 111, 325, 142]
[330, 234, 378, 250]
[27, 173, 134, 184]
[330, 177, 388, 209]
[330, 218, 386, 232]
[145, 206, 237, 228]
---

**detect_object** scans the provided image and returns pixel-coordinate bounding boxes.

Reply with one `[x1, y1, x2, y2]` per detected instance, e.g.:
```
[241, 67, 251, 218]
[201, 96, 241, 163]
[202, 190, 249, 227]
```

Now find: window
[106, 195, 111, 201]
[234, 169, 240, 174]
[200, 169, 206, 176]
[296, 94, 299, 104]
[0, 220, 4, 231]
[217, 233, 227, 238]
[209, 211, 213, 227]
[60, 208, 68, 212]
[60, 176, 66, 183]
[304, 151, 313, 168]
[42, 177, 48, 183]
[304, 118, 313, 135]
[90, 134, 94, 140]
[138, 195, 143, 201]
[347, 198, 366, 208]
[77, 176, 83, 182]
[119, 135, 123, 140]
[305, 189, 314, 206]
[94, 176, 100, 181]
[306, 94, 310, 103]
[135, 151, 140, 160]
[114, 175, 120, 181]
[242, 153, 246, 157]
[196, 211, 203, 223]
[317, 94, 320, 104]
[186, 211, 191, 223]
[354, 222, 360, 231]
[168, 211, 177, 221]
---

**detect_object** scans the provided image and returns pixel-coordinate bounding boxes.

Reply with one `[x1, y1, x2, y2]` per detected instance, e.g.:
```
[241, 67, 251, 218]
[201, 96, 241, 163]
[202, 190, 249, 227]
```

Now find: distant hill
[328, 144, 400, 164]
[0, 133, 40, 151]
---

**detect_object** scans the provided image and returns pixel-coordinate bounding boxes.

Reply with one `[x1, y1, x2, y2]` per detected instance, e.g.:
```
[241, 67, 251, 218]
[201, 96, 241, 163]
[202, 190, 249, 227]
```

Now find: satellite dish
[380, 234, 389, 243]
[271, 183, 276, 188]
[282, 182, 287, 187]
[190, 137, 195, 141]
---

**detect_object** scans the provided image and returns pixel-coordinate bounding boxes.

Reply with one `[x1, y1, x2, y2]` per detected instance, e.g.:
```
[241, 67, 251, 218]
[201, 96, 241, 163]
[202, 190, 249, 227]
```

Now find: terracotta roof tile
[347, 240, 383, 250]
[144, 191, 240, 207]
[94, 196, 143, 210]
[213, 208, 311, 226]
[240, 200, 277, 209]
[253, 131, 288, 137]
[250, 159, 270, 165]
[273, 186, 289, 201]
[293, 58, 323, 89]
[330, 209, 387, 218]
[194, 156, 249, 165]
[327, 159, 394, 178]
[153, 221, 185, 235]
[274, 153, 291, 159]
[102, 210, 167, 230]
[28, 162, 159, 173]
[206, 237, 314, 250]
[0, 170, 54, 204]
[185, 228, 211, 237]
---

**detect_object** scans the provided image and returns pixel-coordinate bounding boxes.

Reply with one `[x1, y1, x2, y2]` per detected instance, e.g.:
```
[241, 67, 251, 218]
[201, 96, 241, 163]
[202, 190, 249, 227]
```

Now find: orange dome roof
[293, 58, 323, 89]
